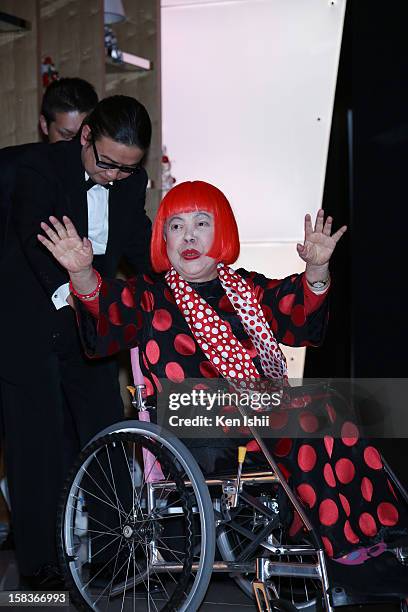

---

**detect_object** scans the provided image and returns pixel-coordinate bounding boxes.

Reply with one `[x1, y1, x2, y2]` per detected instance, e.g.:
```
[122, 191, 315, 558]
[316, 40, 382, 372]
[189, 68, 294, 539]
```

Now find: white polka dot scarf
[166, 263, 287, 384]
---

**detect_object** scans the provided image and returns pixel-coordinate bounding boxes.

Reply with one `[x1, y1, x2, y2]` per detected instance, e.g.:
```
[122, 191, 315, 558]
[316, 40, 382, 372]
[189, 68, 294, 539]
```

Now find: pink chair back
[130, 347, 164, 482]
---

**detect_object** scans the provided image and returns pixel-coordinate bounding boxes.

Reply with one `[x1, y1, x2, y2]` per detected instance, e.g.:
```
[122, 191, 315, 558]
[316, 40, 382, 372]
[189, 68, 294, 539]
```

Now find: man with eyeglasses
[0, 95, 152, 587]
[0, 76, 99, 557]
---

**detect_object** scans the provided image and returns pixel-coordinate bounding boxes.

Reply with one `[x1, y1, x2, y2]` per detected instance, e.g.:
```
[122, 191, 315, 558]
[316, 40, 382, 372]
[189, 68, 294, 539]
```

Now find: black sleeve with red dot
[75, 269, 408, 557]
[75, 274, 152, 358]
[74, 269, 330, 407]
[237, 269, 329, 347]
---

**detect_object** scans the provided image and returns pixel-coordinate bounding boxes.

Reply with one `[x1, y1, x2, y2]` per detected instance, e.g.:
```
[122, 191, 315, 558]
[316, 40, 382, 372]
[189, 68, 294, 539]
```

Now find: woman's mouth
[181, 249, 201, 260]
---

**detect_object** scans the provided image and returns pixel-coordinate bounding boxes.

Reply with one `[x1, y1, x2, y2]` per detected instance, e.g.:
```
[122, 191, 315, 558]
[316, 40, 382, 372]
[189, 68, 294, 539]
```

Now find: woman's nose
[183, 228, 196, 242]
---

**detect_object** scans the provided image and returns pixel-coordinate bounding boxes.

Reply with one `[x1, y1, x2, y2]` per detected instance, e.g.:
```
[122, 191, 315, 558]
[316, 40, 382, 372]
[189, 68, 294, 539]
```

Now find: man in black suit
[0, 95, 152, 586]
[0, 77, 98, 554]
[39, 77, 98, 143]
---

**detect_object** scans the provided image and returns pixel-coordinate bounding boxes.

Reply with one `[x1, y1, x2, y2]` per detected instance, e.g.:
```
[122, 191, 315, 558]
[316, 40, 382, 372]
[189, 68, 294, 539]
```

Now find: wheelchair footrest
[327, 554, 408, 606]
[253, 580, 273, 612]
[253, 580, 295, 612]
[331, 586, 404, 608]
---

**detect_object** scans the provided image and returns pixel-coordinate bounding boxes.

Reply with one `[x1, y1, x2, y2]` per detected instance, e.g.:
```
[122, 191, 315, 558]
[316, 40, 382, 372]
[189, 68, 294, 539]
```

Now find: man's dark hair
[84, 95, 152, 151]
[41, 78, 98, 125]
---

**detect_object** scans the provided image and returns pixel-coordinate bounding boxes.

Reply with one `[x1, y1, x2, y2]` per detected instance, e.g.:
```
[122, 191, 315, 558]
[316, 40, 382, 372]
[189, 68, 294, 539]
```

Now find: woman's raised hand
[37, 216, 94, 274]
[297, 209, 347, 267]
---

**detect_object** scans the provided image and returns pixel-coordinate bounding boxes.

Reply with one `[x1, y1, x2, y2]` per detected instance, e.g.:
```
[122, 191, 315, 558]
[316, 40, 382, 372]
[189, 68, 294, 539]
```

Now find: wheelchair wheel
[215, 492, 321, 611]
[57, 420, 215, 611]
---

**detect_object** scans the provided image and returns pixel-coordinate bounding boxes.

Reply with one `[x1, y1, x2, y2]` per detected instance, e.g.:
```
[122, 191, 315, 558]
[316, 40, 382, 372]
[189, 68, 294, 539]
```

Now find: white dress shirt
[51, 173, 110, 310]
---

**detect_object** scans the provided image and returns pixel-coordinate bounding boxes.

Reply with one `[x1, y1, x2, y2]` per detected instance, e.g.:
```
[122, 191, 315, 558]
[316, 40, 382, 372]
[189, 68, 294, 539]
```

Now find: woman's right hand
[37, 215, 94, 274]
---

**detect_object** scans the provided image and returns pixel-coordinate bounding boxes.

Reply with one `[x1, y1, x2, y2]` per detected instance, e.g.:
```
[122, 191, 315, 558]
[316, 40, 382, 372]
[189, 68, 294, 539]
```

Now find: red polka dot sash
[166, 264, 287, 384]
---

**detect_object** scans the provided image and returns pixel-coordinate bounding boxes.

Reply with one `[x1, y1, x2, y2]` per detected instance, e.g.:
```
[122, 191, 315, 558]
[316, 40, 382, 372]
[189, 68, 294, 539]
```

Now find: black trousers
[1, 342, 124, 576]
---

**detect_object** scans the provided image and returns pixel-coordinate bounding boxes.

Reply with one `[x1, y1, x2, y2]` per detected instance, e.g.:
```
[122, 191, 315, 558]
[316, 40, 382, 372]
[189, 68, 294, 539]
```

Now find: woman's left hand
[297, 209, 347, 266]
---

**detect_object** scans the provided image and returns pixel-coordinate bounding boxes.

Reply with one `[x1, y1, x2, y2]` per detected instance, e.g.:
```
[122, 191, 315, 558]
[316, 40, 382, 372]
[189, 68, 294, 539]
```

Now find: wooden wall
[0, 0, 161, 210]
[105, 1, 162, 405]
[40, 0, 105, 99]
[0, 0, 162, 412]
[0, 0, 40, 147]
[106, 0, 162, 217]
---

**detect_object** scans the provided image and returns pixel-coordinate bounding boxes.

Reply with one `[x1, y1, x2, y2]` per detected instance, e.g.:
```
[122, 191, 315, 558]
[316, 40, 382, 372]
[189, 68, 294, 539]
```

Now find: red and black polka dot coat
[76, 269, 408, 559]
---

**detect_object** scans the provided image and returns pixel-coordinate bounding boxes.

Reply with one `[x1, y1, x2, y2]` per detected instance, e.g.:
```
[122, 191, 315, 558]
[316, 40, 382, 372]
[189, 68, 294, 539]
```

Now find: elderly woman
[38, 180, 408, 576]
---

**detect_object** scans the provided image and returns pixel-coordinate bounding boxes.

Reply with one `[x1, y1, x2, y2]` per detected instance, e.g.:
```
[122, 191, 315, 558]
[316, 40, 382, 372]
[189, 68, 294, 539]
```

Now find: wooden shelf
[106, 51, 152, 74]
[0, 11, 31, 33]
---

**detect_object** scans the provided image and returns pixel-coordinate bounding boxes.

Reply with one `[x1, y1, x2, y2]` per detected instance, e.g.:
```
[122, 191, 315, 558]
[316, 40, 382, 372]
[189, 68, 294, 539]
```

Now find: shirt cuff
[51, 283, 71, 310]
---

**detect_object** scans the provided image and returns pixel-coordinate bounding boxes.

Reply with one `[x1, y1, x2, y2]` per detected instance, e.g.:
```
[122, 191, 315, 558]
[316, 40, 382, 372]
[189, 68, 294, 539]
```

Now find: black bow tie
[85, 177, 111, 191]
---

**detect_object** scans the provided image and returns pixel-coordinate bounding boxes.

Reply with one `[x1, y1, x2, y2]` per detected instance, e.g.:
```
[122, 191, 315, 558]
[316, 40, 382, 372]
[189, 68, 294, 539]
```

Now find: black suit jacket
[0, 143, 44, 260]
[0, 138, 151, 381]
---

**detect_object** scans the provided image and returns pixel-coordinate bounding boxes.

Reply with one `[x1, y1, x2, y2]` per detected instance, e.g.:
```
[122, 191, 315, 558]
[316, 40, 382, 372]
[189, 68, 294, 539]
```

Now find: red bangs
[151, 181, 240, 273]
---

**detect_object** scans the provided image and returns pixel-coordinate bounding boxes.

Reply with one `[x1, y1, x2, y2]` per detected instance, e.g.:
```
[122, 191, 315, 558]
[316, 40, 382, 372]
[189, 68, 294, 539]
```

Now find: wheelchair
[57, 358, 408, 611]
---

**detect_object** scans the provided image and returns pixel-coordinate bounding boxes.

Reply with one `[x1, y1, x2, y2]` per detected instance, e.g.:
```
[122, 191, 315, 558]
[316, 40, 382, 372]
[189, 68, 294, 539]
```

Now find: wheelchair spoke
[216, 491, 320, 610]
[153, 541, 188, 565]
[91, 552, 129, 606]
[120, 550, 132, 612]
[70, 498, 124, 538]
[60, 429, 214, 611]
[75, 472, 129, 520]
[101, 445, 128, 517]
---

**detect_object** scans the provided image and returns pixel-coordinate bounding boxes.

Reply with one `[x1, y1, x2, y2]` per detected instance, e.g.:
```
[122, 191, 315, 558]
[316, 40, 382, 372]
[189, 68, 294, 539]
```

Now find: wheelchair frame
[57, 349, 408, 611]
[58, 414, 408, 612]
[148, 468, 331, 612]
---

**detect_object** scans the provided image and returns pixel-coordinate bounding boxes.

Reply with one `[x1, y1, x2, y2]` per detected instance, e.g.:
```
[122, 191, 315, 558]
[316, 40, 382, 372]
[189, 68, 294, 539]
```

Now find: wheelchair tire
[57, 420, 215, 611]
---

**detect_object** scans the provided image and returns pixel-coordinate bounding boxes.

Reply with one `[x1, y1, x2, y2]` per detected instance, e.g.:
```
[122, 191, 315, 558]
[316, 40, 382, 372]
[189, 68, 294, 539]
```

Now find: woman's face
[164, 210, 218, 282]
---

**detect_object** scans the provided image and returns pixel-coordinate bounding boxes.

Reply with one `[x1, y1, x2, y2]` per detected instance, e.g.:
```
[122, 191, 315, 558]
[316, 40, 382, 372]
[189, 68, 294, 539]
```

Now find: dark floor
[0, 510, 404, 612]
[0, 545, 402, 611]
[0, 552, 254, 610]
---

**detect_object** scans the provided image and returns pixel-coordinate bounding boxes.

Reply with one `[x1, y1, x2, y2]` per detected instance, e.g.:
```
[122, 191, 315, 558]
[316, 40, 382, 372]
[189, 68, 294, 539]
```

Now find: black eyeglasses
[91, 138, 141, 174]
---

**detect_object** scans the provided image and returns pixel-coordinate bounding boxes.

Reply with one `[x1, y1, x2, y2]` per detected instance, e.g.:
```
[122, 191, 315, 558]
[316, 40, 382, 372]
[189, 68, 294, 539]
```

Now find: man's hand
[38, 216, 98, 295]
[38, 215, 93, 274]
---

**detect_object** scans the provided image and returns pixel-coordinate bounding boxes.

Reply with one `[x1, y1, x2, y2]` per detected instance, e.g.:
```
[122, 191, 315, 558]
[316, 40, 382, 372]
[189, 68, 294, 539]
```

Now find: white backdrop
[162, 0, 346, 243]
[161, 0, 346, 375]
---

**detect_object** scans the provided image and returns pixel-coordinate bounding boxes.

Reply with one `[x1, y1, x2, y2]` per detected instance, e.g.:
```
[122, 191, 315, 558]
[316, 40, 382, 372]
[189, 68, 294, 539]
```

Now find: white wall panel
[161, 0, 346, 376]
[162, 0, 345, 242]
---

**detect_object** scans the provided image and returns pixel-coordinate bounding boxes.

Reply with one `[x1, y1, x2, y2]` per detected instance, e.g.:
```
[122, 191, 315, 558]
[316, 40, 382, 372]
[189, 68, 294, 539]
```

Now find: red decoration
[41, 56, 59, 88]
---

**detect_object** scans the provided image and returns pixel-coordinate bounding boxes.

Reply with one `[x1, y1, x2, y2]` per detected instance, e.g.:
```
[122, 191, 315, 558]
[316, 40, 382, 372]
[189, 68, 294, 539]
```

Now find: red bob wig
[151, 181, 240, 273]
